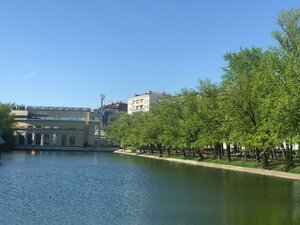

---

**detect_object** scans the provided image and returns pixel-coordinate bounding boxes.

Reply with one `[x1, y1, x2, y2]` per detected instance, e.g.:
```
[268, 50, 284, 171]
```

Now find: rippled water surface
[0, 151, 300, 225]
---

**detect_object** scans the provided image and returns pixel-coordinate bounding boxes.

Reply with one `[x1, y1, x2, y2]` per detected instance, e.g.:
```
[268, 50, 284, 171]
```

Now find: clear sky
[0, 0, 299, 108]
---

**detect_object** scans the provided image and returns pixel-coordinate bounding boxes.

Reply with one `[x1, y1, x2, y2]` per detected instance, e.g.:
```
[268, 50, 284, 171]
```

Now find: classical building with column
[12, 105, 104, 149]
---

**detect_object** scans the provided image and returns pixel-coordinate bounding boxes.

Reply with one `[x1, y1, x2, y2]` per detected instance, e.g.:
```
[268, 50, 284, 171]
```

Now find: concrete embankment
[114, 149, 300, 181]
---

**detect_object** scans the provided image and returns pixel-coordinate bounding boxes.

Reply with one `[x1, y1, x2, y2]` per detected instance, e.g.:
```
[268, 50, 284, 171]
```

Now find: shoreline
[114, 149, 300, 181]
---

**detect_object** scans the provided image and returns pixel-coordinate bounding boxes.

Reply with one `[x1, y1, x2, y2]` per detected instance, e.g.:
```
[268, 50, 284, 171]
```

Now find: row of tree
[107, 8, 300, 169]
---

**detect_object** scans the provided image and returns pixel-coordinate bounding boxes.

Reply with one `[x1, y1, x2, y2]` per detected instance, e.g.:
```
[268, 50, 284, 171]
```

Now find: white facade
[127, 91, 167, 114]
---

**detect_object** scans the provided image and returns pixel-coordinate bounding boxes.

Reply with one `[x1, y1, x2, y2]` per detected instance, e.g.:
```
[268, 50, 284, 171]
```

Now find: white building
[127, 91, 168, 114]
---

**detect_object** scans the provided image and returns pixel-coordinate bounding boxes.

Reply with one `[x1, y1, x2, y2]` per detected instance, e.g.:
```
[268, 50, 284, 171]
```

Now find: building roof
[13, 105, 92, 112]
[128, 91, 168, 99]
[27, 106, 91, 112]
[104, 102, 127, 111]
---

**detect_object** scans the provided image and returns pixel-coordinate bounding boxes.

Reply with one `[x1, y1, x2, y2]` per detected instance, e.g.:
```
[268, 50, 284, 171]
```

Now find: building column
[15, 132, 19, 145]
[32, 132, 35, 145]
[41, 134, 44, 146]
[49, 133, 53, 146]
[66, 134, 69, 146]
[24, 133, 28, 145]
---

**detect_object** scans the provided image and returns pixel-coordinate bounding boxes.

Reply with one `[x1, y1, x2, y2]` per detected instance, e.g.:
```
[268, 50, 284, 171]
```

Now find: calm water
[0, 151, 299, 225]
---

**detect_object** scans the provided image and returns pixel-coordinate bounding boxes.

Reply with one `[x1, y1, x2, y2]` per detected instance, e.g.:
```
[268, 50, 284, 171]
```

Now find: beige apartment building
[12, 106, 104, 149]
[127, 91, 168, 114]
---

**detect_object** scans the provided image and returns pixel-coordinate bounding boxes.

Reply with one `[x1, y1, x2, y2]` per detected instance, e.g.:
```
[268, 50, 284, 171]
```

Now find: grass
[147, 152, 300, 174]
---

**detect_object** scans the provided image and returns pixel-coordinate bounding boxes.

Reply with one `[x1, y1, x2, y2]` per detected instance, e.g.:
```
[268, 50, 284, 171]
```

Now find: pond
[0, 151, 299, 225]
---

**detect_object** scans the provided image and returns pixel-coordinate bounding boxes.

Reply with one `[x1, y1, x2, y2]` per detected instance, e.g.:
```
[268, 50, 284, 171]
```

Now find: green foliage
[272, 8, 300, 56]
[0, 103, 15, 148]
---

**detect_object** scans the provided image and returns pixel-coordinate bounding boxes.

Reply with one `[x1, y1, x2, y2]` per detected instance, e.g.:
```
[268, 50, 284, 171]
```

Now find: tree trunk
[213, 145, 218, 159]
[270, 150, 274, 160]
[285, 143, 294, 169]
[158, 144, 163, 158]
[281, 143, 286, 159]
[290, 144, 294, 164]
[255, 147, 261, 163]
[167, 148, 171, 156]
[150, 144, 154, 154]
[226, 144, 231, 162]
[218, 143, 222, 159]
[212, 149, 217, 158]
[214, 143, 222, 159]
[272, 150, 277, 159]
[262, 153, 269, 169]
[234, 144, 238, 154]
[197, 150, 204, 160]
[221, 144, 224, 157]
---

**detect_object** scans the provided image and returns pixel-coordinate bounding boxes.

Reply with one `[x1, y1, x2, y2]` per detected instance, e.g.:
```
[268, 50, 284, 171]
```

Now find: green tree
[0, 103, 15, 149]
[271, 8, 300, 168]
[107, 112, 133, 149]
[222, 48, 271, 165]
[196, 79, 224, 159]
[273, 8, 300, 56]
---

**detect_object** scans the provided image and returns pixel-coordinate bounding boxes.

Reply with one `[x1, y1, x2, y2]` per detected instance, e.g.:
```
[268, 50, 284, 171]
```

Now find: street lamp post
[97, 94, 106, 146]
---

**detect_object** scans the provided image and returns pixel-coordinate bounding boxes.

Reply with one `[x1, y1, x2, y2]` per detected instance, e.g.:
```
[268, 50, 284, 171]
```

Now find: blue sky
[0, 0, 299, 108]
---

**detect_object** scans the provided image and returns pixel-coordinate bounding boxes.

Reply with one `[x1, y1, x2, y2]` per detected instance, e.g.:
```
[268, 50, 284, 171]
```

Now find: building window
[18, 134, 25, 145]
[69, 136, 76, 146]
[61, 134, 67, 146]
[44, 134, 50, 145]
[35, 133, 42, 145]
[27, 133, 33, 145]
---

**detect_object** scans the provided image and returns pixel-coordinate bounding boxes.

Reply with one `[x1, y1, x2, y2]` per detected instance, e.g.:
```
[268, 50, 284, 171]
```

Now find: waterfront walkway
[114, 149, 300, 181]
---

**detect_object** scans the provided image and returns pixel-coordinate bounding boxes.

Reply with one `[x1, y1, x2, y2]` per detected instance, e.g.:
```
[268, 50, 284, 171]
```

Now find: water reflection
[0, 151, 299, 225]
[219, 170, 300, 225]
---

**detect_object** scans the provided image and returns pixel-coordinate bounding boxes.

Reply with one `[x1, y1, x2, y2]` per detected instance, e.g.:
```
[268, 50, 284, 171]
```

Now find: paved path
[114, 150, 300, 181]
